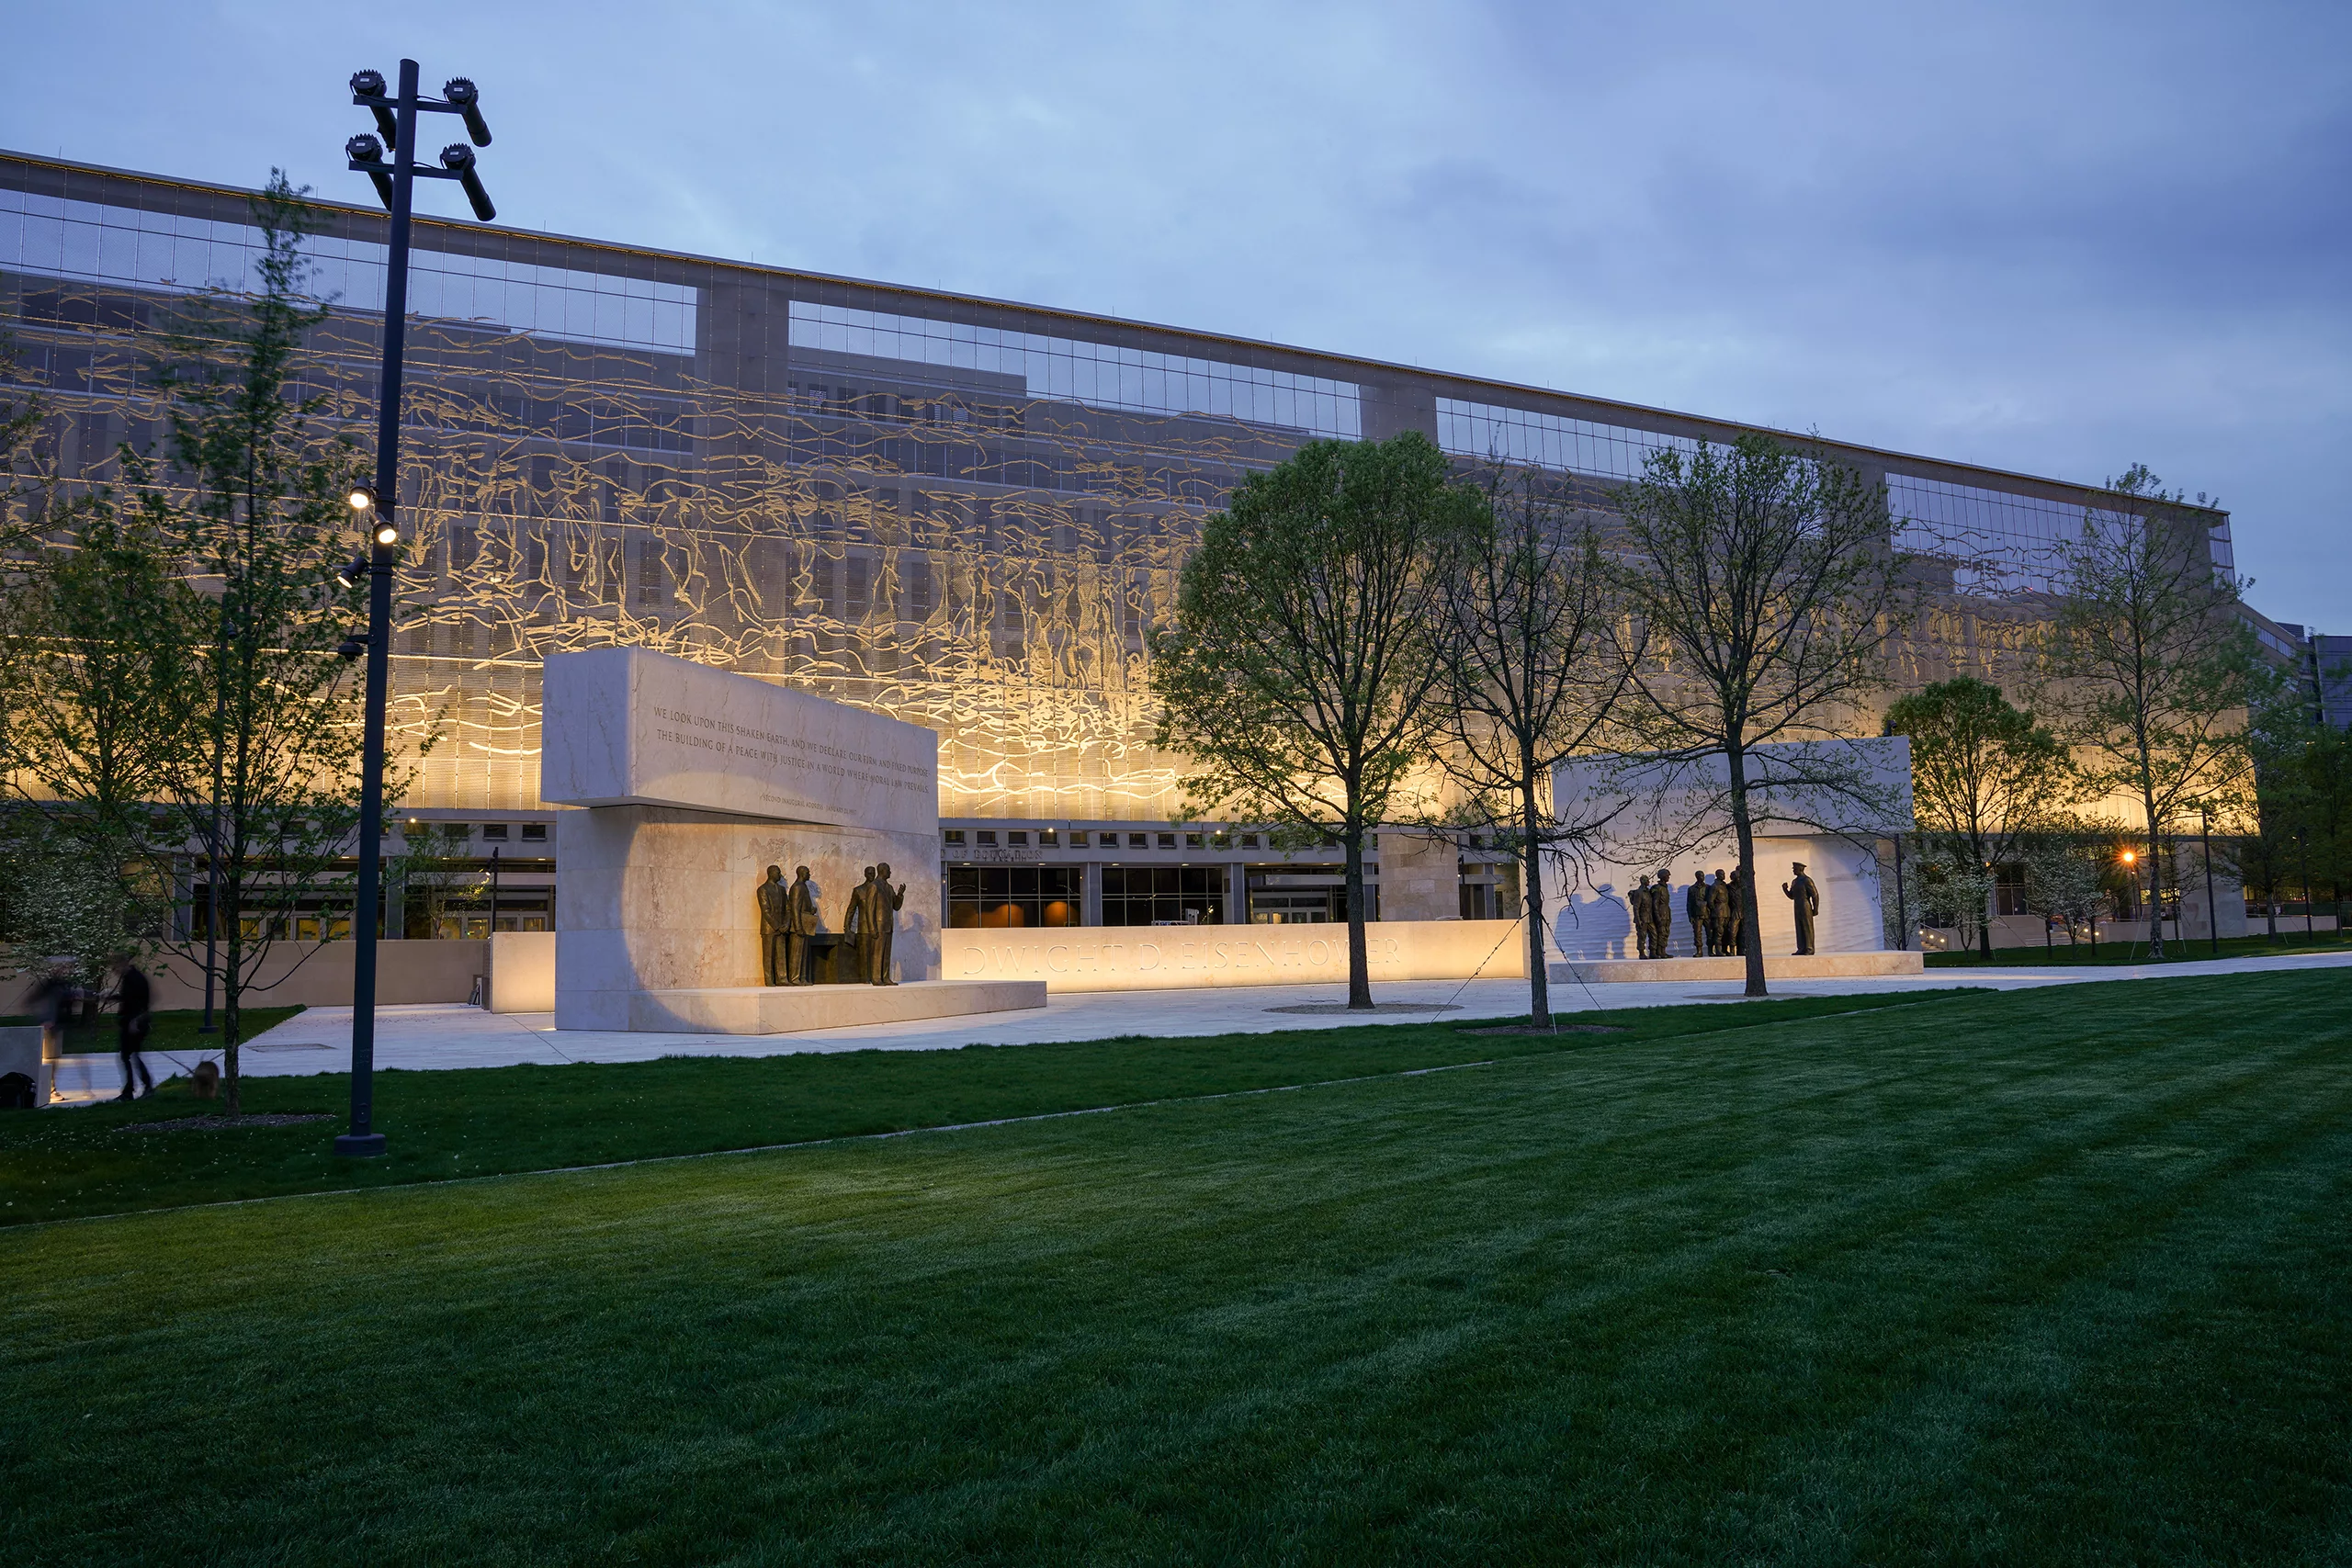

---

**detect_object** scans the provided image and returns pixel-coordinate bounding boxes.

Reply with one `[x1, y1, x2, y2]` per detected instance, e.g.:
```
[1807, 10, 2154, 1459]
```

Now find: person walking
[26, 965, 74, 1102]
[113, 953, 153, 1101]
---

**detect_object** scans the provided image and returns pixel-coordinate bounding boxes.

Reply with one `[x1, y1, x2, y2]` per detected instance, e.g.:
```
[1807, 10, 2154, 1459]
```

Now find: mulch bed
[126, 1113, 334, 1134]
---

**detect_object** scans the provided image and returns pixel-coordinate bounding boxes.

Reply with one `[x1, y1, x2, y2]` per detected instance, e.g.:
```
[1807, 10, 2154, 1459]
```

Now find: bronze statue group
[754, 863, 906, 987]
[1625, 862, 1821, 959]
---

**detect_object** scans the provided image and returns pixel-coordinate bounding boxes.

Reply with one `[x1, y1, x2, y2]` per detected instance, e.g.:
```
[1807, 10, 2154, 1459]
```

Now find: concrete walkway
[44, 948, 2349, 1101]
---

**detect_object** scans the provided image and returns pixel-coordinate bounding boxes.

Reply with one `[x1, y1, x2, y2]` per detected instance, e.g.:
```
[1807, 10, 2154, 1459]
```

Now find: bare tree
[1151, 433, 1483, 1010]
[1432, 466, 1637, 1022]
[1613, 434, 1903, 997]
[2035, 466, 2256, 960]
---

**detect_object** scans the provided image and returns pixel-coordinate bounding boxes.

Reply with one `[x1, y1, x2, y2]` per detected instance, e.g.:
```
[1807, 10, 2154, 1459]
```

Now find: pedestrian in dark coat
[113, 954, 153, 1101]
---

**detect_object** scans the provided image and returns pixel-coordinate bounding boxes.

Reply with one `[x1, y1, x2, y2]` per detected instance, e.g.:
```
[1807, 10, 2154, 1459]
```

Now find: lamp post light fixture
[334, 61, 499, 1159]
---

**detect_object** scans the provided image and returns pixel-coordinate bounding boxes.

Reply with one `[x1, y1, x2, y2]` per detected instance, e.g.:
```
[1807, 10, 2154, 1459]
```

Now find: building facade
[0, 152, 2245, 937]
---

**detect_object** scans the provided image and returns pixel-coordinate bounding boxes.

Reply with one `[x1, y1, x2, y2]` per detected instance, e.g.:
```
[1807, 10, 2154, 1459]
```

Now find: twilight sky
[5, 1, 2346, 629]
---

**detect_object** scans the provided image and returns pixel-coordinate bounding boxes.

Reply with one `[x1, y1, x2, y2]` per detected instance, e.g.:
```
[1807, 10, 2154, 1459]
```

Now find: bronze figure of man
[1686, 874, 1711, 956]
[845, 865, 877, 983]
[1653, 868, 1675, 957]
[1783, 861, 1821, 955]
[755, 864, 790, 986]
[1725, 865, 1748, 955]
[1633, 874, 1654, 959]
[785, 864, 819, 985]
[865, 862, 906, 985]
[1708, 870, 1733, 956]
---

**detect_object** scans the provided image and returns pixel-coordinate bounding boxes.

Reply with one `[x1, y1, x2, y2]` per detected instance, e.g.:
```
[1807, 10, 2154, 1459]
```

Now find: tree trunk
[1343, 826, 1373, 1010]
[2143, 791, 2165, 960]
[1725, 742, 1768, 998]
[222, 882, 243, 1116]
[1521, 770, 1549, 1026]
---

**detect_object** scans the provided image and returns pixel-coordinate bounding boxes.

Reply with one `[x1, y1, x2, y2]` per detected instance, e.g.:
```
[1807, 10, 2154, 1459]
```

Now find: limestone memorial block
[541, 649, 1039, 1032]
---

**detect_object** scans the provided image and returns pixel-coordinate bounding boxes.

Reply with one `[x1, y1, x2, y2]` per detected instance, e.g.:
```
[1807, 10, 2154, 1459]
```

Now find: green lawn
[0, 992, 1941, 1224]
[3, 969, 2348, 1565]
[1926, 931, 2347, 966]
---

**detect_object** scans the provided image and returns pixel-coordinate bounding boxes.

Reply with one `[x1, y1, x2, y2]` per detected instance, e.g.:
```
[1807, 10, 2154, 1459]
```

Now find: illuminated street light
[333, 59, 503, 1160]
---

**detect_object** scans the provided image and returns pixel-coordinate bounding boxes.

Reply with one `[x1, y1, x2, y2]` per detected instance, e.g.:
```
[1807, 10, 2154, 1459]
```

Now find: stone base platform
[603, 979, 1048, 1035]
[1548, 952, 1925, 984]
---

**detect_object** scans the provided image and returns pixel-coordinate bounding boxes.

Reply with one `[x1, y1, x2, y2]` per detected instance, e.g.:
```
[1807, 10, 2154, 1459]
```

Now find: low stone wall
[1548, 952, 1924, 984]
[942, 919, 1527, 994]
[488, 931, 557, 1013]
[142, 941, 490, 1010]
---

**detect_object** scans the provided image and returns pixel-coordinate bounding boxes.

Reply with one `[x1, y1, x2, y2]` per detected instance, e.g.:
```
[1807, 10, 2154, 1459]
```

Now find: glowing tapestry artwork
[1, 160, 2230, 828]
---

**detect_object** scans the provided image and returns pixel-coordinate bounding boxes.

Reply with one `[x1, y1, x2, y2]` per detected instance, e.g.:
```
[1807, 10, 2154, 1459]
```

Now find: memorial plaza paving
[42, 948, 2352, 1100]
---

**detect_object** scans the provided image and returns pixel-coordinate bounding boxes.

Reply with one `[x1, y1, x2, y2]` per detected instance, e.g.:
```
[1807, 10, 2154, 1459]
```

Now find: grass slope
[0, 991, 1952, 1224]
[2, 969, 2348, 1565]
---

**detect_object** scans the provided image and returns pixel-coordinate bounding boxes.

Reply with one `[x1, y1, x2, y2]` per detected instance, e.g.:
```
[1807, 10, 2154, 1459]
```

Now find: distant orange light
[2120, 851, 2136, 864]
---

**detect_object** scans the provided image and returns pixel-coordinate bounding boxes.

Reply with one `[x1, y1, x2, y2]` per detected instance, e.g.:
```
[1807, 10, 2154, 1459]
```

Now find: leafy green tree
[1614, 434, 1903, 998]
[141, 173, 374, 1109]
[1431, 466, 1634, 1023]
[1882, 676, 2076, 957]
[1151, 432, 1484, 1010]
[2, 477, 198, 979]
[2018, 829, 2107, 953]
[2036, 465, 2256, 959]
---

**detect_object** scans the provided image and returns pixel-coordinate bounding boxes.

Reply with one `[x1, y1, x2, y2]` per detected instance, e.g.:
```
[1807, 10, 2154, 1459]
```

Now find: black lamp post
[333, 61, 497, 1159]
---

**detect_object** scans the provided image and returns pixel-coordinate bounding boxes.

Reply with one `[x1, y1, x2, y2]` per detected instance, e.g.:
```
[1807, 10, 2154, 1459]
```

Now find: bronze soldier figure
[784, 864, 819, 985]
[1783, 861, 1821, 955]
[1686, 874, 1711, 956]
[1707, 870, 1733, 956]
[1654, 868, 1675, 957]
[866, 862, 905, 984]
[1725, 864, 1748, 956]
[1633, 874, 1655, 959]
[755, 864, 790, 986]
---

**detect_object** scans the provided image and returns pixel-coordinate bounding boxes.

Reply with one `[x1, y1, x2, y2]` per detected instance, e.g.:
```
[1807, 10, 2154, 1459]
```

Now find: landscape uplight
[441, 76, 492, 146]
[438, 142, 497, 222]
[372, 519, 400, 547]
[344, 135, 393, 208]
[349, 70, 400, 144]
[346, 482, 377, 512]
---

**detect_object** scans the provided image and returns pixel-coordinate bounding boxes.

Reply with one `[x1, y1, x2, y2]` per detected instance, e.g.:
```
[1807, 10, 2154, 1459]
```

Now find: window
[1102, 865, 1227, 926]
[946, 864, 1080, 929]
[1038, 829, 1058, 847]
[1128, 833, 1147, 849]
[481, 823, 510, 841]
[977, 829, 997, 847]
[944, 829, 966, 846]
[521, 823, 548, 842]
[1007, 830, 1028, 846]
[1240, 834, 1260, 849]
[1184, 832, 1204, 849]
[1158, 832, 1177, 849]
